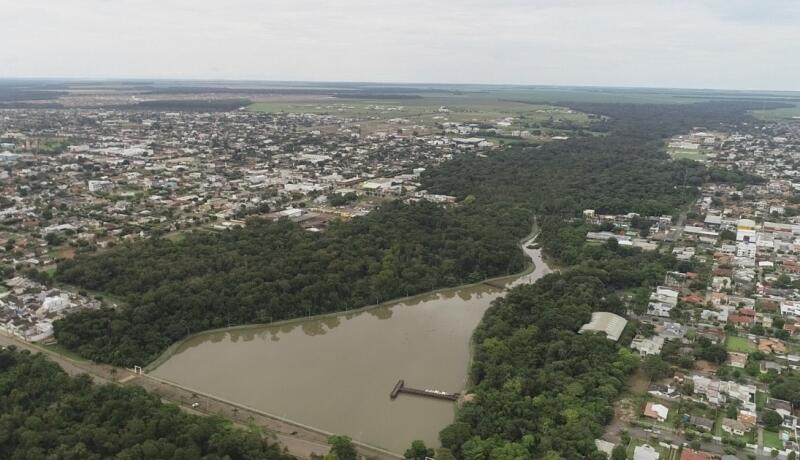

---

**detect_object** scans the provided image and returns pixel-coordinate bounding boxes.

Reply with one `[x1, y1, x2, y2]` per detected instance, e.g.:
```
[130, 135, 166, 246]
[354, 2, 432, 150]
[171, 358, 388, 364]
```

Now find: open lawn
[726, 335, 755, 353]
[756, 391, 767, 411]
[762, 429, 783, 450]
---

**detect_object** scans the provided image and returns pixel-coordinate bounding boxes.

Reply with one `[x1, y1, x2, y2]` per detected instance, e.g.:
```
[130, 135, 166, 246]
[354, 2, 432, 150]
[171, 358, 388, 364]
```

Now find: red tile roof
[680, 449, 712, 460]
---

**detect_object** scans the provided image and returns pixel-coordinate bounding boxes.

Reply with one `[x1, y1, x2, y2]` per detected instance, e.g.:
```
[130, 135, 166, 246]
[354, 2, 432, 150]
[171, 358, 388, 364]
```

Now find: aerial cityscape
[2, 2, 800, 460]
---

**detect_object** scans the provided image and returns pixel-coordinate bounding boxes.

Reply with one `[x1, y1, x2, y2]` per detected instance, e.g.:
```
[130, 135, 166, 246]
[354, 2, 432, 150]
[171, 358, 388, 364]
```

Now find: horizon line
[2, 76, 799, 95]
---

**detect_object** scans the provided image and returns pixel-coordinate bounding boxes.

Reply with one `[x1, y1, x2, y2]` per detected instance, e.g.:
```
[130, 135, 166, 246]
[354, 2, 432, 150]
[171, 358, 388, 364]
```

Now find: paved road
[0, 334, 402, 460]
[665, 211, 687, 242]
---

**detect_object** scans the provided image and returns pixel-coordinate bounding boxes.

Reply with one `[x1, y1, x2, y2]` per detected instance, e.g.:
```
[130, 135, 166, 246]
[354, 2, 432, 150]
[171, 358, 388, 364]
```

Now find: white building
[88, 180, 114, 193]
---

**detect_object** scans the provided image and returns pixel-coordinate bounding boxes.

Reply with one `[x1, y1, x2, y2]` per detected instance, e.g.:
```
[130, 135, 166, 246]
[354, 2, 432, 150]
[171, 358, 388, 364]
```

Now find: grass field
[42, 343, 92, 363]
[752, 104, 800, 121]
[726, 335, 755, 353]
[165, 232, 187, 243]
[248, 93, 592, 138]
[762, 429, 783, 450]
[669, 148, 707, 161]
[47, 245, 76, 260]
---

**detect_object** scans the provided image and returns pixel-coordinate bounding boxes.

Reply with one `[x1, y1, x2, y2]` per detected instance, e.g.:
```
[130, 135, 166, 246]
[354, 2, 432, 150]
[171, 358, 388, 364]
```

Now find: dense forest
[54, 201, 528, 366]
[0, 347, 293, 460]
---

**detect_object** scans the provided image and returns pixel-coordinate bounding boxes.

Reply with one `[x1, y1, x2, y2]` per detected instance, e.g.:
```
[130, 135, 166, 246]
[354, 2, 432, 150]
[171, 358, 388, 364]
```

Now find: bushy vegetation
[0, 348, 292, 460]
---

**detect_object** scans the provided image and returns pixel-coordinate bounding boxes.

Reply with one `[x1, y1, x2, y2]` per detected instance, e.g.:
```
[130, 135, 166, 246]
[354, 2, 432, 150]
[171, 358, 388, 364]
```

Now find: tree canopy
[0, 348, 292, 460]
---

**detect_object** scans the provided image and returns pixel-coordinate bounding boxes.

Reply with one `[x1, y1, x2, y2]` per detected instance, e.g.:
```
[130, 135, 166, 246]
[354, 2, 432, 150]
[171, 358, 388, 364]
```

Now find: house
[759, 338, 786, 354]
[680, 449, 713, 460]
[727, 352, 748, 368]
[784, 322, 800, 336]
[665, 271, 688, 288]
[691, 376, 756, 410]
[633, 444, 660, 460]
[760, 361, 784, 374]
[631, 335, 665, 356]
[721, 418, 748, 436]
[692, 375, 724, 405]
[725, 381, 757, 411]
[782, 414, 797, 430]
[687, 415, 714, 432]
[781, 300, 800, 318]
[738, 410, 757, 429]
[696, 327, 726, 344]
[594, 439, 615, 457]
[648, 384, 680, 399]
[644, 402, 669, 422]
[683, 293, 706, 305]
[657, 321, 688, 341]
[766, 398, 793, 417]
[648, 286, 679, 317]
[727, 313, 754, 326]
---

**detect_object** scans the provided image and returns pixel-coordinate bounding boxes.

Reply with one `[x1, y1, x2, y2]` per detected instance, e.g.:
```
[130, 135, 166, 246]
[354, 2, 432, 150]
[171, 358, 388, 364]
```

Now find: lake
[151, 239, 551, 453]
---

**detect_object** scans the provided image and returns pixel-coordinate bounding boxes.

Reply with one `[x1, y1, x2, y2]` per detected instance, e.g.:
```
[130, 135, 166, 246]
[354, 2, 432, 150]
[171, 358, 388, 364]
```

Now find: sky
[3, 0, 800, 91]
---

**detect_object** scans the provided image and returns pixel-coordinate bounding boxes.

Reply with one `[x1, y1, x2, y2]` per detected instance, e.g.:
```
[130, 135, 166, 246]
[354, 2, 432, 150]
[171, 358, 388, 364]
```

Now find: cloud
[1, 0, 798, 90]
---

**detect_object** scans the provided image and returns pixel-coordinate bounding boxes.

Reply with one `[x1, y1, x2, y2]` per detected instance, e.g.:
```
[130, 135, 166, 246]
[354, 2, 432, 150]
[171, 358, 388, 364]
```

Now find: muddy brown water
[151, 243, 551, 453]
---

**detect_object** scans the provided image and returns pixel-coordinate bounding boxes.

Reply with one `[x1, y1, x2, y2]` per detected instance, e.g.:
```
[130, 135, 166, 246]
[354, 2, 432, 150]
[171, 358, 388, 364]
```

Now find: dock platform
[389, 380, 459, 401]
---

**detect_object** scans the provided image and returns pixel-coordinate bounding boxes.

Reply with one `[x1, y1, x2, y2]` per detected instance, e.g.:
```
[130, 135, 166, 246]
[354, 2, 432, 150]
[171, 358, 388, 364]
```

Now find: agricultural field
[249, 93, 593, 139]
[752, 103, 800, 121]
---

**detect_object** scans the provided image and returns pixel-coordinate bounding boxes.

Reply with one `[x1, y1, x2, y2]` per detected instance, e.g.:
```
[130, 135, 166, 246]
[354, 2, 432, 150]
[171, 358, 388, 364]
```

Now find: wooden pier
[390, 380, 459, 402]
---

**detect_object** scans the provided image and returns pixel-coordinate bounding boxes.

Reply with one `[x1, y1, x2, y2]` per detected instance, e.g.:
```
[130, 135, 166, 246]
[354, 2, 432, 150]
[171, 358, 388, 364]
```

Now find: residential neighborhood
[590, 120, 800, 459]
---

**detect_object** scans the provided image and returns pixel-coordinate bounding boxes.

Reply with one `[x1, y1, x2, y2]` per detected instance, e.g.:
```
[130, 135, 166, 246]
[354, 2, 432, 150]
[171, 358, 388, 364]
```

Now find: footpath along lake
[150, 239, 552, 453]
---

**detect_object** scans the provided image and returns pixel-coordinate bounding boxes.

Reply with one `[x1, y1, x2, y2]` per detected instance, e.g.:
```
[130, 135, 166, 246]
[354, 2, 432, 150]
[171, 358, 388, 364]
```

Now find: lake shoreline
[147, 221, 548, 373]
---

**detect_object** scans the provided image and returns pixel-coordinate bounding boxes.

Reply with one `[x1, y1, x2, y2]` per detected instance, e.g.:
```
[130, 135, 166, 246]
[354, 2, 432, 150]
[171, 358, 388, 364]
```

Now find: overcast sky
[3, 0, 799, 90]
